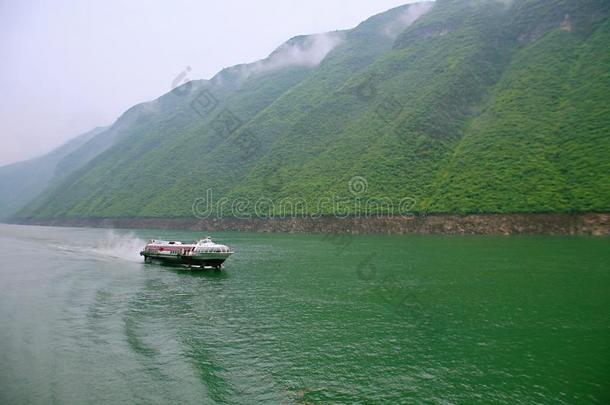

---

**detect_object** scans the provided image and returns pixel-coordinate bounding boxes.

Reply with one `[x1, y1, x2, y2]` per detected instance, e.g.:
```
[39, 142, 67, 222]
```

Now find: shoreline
[8, 213, 610, 236]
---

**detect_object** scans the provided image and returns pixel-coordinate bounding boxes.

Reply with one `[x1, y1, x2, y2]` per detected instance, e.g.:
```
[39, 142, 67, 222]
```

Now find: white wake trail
[89, 230, 146, 262]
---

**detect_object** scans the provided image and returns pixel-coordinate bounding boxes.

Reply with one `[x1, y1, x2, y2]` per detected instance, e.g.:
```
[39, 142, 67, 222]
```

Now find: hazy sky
[0, 0, 416, 166]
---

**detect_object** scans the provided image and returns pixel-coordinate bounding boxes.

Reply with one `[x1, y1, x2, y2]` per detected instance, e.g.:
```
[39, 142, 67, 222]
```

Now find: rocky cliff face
[16, 213, 610, 236]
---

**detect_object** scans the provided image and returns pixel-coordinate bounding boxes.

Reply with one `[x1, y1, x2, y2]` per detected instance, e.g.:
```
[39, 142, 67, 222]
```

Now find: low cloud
[218, 32, 345, 83]
[260, 32, 345, 71]
[383, 2, 434, 38]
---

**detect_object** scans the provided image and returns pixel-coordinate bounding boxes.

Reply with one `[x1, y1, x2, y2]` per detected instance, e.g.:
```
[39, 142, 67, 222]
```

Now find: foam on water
[91, 230, 146, 262]
[47, 229, 146, 263]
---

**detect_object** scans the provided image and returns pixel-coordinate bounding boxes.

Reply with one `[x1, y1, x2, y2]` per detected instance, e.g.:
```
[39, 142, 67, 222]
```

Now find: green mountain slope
[0, 127, 106, 219]
[17, 3, 432, 219]
[427, 6, 610, 213]
[13, 0, 610, 221]
[239, 0, 509, 211]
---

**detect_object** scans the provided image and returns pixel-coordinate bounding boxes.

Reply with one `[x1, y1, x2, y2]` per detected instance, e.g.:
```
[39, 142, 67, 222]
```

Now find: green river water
[0, 224, 608, 404]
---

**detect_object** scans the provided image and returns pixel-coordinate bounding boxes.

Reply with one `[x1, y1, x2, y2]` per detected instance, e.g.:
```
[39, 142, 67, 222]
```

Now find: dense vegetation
[7, 0, 610, 220]
[0, 127, 106, 219]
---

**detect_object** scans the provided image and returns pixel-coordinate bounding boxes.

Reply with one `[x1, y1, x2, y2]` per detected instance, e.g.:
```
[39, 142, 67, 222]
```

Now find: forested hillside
[8, 0, 610, 221]
[0, 126, 107, 219]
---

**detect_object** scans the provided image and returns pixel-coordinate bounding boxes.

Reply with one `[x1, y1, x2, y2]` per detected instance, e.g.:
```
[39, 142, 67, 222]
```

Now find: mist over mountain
[0, 127, 107, 220]
[3, 0, 609, 222]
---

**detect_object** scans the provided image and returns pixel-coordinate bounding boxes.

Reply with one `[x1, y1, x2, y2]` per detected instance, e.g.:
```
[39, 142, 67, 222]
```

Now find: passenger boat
[140, 236, 233, 269]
